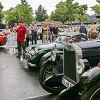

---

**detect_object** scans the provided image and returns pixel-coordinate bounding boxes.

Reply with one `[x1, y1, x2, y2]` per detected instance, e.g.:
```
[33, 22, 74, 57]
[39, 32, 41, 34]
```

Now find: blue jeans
[29, 34, 32, 42]
[32, 32, 37, 45]
[53, 34, 58, 41]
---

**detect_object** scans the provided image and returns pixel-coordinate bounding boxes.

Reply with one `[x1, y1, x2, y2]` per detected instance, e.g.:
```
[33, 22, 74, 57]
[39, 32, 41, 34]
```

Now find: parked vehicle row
[22, 31, 100, 100]
[0, 32, 7, 46]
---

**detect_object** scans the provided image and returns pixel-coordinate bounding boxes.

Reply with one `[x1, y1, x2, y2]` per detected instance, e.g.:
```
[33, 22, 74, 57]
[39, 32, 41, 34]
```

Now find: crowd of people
[2, 20, 100, 58]
[2, 21, 59, 58]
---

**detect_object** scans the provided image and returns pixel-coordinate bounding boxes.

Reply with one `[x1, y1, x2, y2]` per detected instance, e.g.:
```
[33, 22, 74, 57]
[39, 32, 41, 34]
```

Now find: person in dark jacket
[80, 23, 87, 35]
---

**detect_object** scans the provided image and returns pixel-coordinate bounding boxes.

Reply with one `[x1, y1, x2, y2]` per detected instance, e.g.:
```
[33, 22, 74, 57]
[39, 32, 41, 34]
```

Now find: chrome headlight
[35, 48, 38, 52]
[29, 50, 35, 54]
[76, 59, 85, 74]
[51, 51, 56, 62]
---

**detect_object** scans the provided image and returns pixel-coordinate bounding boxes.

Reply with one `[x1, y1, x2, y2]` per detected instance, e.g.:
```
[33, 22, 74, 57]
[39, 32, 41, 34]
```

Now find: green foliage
[50, 0, 88, 25]
[76, 4, 88, 22]
[0, 2, 4, 22]
[35, 4, 49, 22]
[50, 1, 68, 24]
[3, 0, 34, 27]
[0, 23, 6, 29]
[46, 18, 53, 22]
[91, 0, 100, 15]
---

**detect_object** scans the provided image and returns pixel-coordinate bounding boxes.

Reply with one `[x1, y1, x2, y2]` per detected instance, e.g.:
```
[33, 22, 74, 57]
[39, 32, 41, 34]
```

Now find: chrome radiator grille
[64, 48, 77, 83]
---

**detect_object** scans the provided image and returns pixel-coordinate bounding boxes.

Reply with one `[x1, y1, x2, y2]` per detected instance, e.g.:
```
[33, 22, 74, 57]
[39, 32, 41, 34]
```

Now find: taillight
[98, 63, 100, 68]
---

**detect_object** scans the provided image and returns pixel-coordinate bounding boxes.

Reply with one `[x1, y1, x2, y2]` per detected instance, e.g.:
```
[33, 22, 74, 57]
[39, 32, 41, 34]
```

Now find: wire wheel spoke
[43, 64, 54, 80]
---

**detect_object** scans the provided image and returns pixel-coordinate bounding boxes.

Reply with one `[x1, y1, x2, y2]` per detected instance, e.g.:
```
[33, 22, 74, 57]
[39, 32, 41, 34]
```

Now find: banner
[10, 32, 17, 47]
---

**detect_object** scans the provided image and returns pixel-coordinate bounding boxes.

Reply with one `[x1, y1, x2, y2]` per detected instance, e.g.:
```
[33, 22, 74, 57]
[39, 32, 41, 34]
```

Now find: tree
[0, 2, 4, 22]
[2, 7, 18, 27]
[50, 1, 68, 24]
[76, 4, 88, 23]
[3, 0, 34, 27]
[91, 0, 100, 15]
[16, 0, 34, 25]
[66, 0, 88, 27]
[35, 4, 48, 22]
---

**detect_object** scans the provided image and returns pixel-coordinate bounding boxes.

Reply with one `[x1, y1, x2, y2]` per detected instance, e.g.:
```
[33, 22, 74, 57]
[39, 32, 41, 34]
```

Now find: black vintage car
[57, 39, 100, 100]
[39, 33, 88, 94]
[24, 32, 87, 69]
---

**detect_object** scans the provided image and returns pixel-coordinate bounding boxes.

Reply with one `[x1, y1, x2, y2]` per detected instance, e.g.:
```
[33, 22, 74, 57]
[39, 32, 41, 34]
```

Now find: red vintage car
[0, 32, 7, 46]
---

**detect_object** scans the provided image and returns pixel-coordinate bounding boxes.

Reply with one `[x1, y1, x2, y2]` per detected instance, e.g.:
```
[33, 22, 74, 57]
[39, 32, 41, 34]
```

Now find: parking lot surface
[0, 43, 56, 100]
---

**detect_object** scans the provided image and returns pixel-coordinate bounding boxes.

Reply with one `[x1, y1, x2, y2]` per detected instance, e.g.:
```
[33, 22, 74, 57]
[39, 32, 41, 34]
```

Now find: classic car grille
[64, 48, 77, 82]
[25, 53, 31, 60]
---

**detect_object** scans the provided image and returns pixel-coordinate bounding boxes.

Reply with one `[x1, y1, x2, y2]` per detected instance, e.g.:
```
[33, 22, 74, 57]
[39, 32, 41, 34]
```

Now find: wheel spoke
[45, 71, 52, 74]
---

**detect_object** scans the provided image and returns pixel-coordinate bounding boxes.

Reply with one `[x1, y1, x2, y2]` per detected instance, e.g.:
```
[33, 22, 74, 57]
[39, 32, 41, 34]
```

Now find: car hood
[24, 42, 64, 54]
[36, 43, 62, 50]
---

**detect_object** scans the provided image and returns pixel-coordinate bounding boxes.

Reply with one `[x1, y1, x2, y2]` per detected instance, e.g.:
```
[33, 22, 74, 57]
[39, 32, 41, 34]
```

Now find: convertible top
[59, 32, 88, 40]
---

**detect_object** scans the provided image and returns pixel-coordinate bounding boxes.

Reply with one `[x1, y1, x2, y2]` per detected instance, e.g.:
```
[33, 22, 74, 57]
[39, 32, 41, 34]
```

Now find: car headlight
[29, 50, 35, 54]
[76, 59, 85, 74]
[35, 48, 38, 52]
[51, 51, 56, 62]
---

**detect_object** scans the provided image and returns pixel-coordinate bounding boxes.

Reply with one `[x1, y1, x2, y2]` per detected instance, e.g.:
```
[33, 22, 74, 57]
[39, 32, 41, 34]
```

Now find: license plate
[61, 77, 74, 88]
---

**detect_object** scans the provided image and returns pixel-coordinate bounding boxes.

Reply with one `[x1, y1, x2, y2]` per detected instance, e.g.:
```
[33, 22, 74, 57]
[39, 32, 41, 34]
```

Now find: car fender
[43, 74, 63, 85]
[80, 66, 100, 89]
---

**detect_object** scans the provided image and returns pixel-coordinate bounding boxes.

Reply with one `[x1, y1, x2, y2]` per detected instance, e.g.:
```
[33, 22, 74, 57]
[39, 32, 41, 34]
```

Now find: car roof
[59, 32, 88, 40]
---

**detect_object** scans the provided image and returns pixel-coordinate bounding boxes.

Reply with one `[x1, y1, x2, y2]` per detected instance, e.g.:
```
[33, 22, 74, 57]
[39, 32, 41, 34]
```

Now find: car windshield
[64, 29, 74, 32]
[55, 36, 69, 43]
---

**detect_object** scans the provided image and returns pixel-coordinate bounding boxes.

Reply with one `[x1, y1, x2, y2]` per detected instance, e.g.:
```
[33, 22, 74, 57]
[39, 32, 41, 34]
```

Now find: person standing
[49, 23, 54, 42]
[42, 22, 49, 43]
[31, 22, 37, 45]
[16, 21, 27, 58]
[88, 21, 99, 39]
[25, 25, 31, 47]
[80, 23, 87, 35]
[13, 23, 18, 31]
[52, 24, 59, 41]
[3, 25, 11, 50]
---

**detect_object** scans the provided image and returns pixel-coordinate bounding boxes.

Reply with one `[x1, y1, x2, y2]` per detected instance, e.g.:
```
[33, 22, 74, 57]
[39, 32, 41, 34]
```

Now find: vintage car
[57, 39, 100, 100]
[39, 33, 88, 94]
[23, 32, 87, 69]
[0, 32, 7, 46]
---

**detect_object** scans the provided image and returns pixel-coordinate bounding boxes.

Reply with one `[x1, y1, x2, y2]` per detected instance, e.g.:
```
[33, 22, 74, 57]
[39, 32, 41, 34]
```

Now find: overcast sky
[0, 0, 97, 16]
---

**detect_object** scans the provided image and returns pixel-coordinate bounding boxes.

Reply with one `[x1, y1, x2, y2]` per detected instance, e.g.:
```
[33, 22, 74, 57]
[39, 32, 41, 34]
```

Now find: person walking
[3, 25, 11, 50]
[52, 24, 59, 41]
[42, 22, 49, 43]
[80, 23, 87, 35]
[88, 21, 99, 39]
[16, 21, 27, 58]
[31, 22, 37, 45]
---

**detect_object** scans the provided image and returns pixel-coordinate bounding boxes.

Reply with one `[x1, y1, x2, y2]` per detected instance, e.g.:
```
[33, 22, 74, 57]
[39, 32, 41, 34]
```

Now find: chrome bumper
[27, 62, 36, 67]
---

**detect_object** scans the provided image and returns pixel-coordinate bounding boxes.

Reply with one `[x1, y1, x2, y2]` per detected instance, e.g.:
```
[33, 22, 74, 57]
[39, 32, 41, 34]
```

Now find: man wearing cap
[16, 21, 27, 58]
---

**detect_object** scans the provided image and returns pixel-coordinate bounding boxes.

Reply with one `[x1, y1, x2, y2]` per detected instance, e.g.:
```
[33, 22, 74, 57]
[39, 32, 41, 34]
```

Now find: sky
[0, 0, 97, 16]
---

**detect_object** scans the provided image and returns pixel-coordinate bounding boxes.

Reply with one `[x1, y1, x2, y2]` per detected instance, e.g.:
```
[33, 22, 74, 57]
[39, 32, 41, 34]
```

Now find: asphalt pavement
[0, 40, 57, 100]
